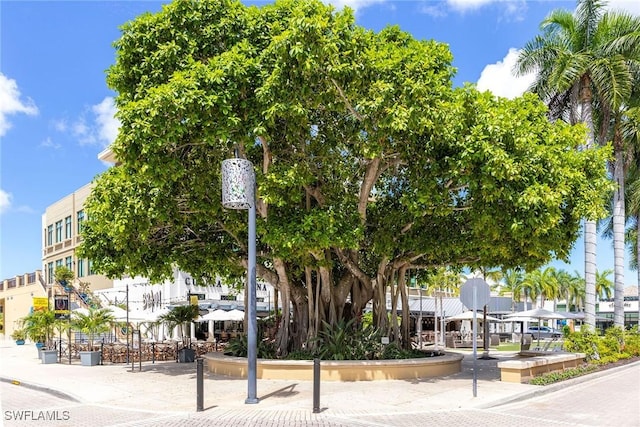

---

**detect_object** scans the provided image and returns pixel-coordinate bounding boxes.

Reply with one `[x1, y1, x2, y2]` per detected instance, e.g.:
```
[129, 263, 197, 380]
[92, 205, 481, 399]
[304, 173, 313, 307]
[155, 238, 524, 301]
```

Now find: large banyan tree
[79, 0, 612, 355]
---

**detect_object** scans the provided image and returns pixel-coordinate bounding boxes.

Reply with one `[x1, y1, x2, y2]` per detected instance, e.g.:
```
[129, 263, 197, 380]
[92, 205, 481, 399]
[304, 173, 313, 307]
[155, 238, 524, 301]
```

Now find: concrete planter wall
[79, 351, 101, 366]
[204, 352, 463, 381]
[41, 349, 58, 364]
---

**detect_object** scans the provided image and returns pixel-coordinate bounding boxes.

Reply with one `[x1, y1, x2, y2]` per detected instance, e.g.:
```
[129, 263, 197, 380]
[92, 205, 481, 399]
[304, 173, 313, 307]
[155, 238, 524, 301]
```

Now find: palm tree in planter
[158, 305, 199, 362]
[11, 328, 26, 345]
[72, 308, 115, 366]
[19, 309, 58, 363]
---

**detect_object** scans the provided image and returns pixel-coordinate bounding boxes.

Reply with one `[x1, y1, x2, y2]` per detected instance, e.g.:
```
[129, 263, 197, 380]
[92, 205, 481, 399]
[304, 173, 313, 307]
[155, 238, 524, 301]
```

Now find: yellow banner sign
[32, 297, 48, 311]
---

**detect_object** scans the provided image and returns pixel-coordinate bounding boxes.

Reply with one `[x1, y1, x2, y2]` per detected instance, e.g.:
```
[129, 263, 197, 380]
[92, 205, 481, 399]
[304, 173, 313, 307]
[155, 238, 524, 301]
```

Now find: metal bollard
[196, 357, 204, 412]
[313, 358, 320, 413]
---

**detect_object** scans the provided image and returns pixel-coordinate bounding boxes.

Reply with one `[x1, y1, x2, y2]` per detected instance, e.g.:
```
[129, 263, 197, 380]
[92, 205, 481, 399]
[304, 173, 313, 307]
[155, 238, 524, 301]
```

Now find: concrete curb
[477, 358, 640, 409]
[0, 376, 82, 403]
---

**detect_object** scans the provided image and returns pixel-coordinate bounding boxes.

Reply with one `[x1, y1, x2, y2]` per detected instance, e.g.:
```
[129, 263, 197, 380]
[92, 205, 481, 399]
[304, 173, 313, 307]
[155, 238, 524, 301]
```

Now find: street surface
[2, 362, 638, 427]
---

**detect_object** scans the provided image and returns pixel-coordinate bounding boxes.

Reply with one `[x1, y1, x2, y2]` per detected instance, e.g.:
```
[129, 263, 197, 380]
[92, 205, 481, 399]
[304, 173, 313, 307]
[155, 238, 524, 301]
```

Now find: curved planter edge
[203, 352, 463, 381]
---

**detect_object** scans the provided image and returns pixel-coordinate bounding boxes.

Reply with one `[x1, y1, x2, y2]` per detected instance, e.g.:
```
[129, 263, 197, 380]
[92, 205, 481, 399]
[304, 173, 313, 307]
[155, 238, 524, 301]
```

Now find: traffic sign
[459, 278, 491, 310]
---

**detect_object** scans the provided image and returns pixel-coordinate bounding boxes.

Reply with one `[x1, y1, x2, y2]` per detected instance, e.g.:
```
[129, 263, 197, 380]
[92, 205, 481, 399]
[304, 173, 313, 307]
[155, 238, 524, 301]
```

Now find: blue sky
[2, 0, 639, 285]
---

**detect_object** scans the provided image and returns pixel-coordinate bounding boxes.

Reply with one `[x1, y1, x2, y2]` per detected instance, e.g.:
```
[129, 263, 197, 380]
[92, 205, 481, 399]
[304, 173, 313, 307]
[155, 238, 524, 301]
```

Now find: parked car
[526, 326, 562, 339]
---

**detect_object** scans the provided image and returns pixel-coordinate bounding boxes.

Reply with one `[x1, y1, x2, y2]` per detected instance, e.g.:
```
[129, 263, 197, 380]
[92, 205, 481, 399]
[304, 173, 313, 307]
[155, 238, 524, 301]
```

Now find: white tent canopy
[505, 307, 567, 320]
[199, 308, 245, 322]
[446, 311, 501, 322]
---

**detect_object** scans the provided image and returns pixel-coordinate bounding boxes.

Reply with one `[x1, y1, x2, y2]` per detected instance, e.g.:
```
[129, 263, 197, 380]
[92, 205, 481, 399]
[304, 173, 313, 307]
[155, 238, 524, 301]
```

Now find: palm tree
[71, 307, 115, 350]
[566, 271, 586, 312]
[626, 122, 640, 326]
[19, 309, 56, 349]
[523, 267, 560, 308]
[498, 269, 525, 311]
[158, 305, 200, 347]
[595, 268, 614, 301]
[515, 0, 640, 329]
[552, 268, 579, 311]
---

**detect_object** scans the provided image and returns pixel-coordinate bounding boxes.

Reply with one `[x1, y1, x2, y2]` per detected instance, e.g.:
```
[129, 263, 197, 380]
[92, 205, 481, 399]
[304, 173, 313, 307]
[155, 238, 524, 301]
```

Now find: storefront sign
[54, 295, 70, 319]
[32, 297, 48, 311]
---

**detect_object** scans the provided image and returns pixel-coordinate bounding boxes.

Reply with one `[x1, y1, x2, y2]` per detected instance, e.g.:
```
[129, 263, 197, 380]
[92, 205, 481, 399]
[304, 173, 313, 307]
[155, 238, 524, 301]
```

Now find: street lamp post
[222, 156, 259, 404]
[126, 284, 129, 364]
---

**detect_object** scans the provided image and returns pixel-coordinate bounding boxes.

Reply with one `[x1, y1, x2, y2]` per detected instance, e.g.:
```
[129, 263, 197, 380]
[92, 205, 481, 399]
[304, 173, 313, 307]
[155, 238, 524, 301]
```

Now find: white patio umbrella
[141, 308, 170, 322]
[199, 309, 229, 322]
[104, 305, 128, 319]
[225, 309, 245, 321]
[72, 307, 90, 316]
[446, 311, 501, 322]
[505, 307, 567, 321]
[505, 308, 568, 347]
[199, 308, 246, 322]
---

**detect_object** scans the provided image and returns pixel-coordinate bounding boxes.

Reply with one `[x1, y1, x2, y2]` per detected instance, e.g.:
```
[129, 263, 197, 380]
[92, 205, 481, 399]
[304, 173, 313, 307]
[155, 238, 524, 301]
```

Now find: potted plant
[158, 305, 199, 362]
[19, 309, 58, 363]
[11, 328, 26, 345]
[72, 307, 114, 366]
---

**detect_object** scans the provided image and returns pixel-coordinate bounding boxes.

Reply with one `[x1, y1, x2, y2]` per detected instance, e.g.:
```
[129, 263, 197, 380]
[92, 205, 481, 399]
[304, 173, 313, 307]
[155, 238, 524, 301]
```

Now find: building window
[56, 259, 63, 269]
[88, 260, 94, 276]
[65, 256, 73, 270]
[55, 220, 63, 243]
[77, 210, 85, 234]
[77, 259, 85, 278]
[47, 225, 53, 246]
[47, 262, 54, 284]
[65, 216, 72, 239]
[220, 295, 237, 301]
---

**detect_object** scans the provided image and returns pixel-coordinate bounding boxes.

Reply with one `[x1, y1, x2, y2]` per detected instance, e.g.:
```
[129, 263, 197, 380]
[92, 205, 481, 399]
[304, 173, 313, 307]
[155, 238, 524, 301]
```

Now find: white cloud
[0, 189, 11, 214]
[70, 97, 119, 147]
[0, 73, 38, 137]
[40, 137, 61, 150]
[446, 0, 496, 12]
[476, 48, 536, 99]
[72, 117, 95, 145]
[420, 0, 526, 20]
[92, 97, 120, 146]
[324, 0, 387, 12]
[607, 0, 640, 15]
[52, 119, 68, 132]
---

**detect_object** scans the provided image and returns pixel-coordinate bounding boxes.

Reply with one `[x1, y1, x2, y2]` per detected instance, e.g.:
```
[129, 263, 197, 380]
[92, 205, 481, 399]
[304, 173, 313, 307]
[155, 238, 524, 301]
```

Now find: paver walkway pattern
[1, 342, 638, 426]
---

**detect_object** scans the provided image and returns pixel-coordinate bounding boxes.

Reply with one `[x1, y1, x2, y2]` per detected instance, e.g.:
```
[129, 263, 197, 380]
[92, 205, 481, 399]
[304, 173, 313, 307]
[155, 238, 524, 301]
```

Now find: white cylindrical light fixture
[221, 158, 255, 210]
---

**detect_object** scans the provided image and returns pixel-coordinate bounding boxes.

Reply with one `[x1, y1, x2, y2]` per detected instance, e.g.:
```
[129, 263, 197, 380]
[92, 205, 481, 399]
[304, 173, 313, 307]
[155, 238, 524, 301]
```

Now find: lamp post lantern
[222, 157, 259, 404]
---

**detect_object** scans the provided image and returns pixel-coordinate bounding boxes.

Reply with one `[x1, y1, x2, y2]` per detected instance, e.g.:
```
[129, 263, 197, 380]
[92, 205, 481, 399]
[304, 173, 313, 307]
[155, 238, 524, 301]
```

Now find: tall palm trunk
[581, 82, 597, 330]
[612, 143, 626, 328]
[637, 216, 640, 328]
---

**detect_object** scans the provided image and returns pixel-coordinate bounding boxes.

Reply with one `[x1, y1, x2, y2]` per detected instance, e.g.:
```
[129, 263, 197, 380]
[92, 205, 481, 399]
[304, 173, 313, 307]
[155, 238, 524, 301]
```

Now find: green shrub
[564, 328, 601, 361]
[285, 349, 316, 360]
[622, 327, 640, 356]
[529, 364, 597, 385]
[224, 335, 277, 359]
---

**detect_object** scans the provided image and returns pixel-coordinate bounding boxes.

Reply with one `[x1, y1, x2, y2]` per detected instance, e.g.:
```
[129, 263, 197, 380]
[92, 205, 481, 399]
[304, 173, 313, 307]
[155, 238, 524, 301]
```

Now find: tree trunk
[581, 81, 597, 331]
[398, 266, 410, 349]
[273, 258, 291, 356]
[637, 215, 640, 328]
[290, 284, 308, 351]
[305, 266, 316, 345]
[612, 142, 626, 328]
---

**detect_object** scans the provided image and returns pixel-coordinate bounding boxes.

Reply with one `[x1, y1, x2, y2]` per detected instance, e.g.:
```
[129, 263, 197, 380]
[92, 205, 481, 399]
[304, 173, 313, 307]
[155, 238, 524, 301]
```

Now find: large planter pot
[41, 349, 59, 364]
[79, 350, 101, 366]
[178, 348, 196, 363]
[35, 342, 45, 350]
[15, 340, 25, 345]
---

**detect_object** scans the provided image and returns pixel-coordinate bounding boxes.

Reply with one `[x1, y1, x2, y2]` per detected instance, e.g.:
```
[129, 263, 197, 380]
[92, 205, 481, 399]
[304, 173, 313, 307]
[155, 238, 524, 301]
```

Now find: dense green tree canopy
[79, 0, 612, 353]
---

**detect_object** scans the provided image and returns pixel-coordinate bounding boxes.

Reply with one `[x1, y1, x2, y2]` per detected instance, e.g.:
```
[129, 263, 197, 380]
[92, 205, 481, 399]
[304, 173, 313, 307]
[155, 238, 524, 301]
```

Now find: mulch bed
[591, 355, 640, 372]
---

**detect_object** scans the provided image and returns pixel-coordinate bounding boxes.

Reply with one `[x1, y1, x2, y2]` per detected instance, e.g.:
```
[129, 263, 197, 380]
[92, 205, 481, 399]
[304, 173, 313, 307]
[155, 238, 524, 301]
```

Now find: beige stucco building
[0, 271, 47, 339]
[41, 183, 113, 303]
